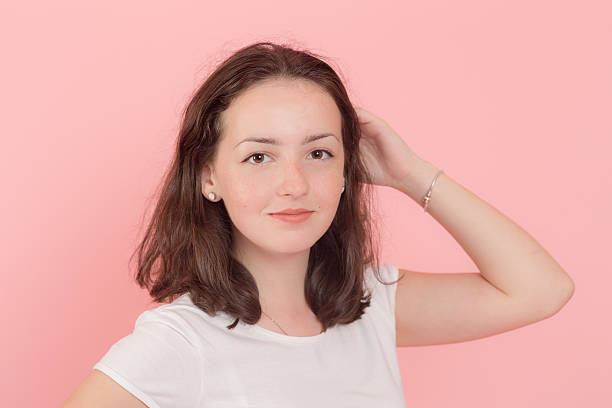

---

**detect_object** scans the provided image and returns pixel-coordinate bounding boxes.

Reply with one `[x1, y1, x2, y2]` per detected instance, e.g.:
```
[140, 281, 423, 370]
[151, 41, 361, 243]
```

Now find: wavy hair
[131, 41, 399, 332]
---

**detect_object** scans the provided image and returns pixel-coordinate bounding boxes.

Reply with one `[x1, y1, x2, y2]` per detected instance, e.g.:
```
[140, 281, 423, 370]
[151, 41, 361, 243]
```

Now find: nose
[277, 160, 309, 197]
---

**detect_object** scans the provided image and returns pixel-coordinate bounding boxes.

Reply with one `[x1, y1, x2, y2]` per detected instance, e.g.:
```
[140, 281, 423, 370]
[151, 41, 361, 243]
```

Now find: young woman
[63, 41, 574, 407]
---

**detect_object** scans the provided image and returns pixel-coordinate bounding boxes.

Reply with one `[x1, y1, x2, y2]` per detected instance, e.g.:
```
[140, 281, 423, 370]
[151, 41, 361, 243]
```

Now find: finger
[353, 106, 371, 124]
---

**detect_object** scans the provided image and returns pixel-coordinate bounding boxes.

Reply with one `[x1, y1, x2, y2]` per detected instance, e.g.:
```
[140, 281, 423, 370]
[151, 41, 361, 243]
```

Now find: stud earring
[208, 192, 216, 201]
[341, 184, 345, 193]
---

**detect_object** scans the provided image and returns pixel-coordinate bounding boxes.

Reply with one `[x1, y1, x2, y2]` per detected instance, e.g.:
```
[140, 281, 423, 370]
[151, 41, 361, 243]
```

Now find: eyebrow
[234, 133, 339, 149]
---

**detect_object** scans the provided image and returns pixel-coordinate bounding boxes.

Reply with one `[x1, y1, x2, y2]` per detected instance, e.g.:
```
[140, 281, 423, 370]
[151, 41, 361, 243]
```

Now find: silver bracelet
[422, 169, 444, 213]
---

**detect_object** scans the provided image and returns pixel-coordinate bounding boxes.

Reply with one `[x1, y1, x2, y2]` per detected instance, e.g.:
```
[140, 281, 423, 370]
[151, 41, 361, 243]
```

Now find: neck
[231, 229, 312, 314]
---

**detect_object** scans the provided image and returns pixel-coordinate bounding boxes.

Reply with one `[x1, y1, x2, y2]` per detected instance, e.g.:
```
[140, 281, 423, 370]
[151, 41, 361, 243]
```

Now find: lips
[270, 211, 314, 224]
[271, 209, 313, 215]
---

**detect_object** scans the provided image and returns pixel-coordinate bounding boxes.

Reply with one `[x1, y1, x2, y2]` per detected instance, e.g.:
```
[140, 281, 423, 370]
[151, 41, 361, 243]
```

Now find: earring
[341, 180, 345, 194]
[208, 192, 216, 201]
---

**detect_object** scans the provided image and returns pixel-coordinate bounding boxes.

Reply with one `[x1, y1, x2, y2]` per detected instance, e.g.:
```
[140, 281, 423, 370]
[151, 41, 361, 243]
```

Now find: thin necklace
[261, 310, 324, 336]
[261, 310, 289, 335]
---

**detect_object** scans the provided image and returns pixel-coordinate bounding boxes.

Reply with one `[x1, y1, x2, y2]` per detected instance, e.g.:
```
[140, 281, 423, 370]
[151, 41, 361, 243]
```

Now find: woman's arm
[398, 153, 575, 306]
[354, 106, 574, 346]
[393, 155, 574, 347]
[62, 370, 149, 408]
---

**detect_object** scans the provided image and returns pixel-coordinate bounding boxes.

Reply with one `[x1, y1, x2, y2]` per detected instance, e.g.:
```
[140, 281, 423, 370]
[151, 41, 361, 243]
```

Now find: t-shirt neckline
[177, 293, 329, 344]
[245, 320, 329, 343]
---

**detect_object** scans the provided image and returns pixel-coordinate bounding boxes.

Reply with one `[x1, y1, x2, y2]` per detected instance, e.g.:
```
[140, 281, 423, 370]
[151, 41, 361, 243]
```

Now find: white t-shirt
[93, 263, 407, 407]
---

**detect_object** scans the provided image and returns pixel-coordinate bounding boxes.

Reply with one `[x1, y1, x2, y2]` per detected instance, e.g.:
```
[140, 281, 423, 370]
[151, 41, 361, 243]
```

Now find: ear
[200, 163, 217, 197]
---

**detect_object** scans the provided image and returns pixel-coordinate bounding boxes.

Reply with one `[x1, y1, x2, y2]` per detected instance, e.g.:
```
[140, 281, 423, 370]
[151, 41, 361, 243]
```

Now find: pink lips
[269, 211, 313, 224]
[272, 208, 311, 215]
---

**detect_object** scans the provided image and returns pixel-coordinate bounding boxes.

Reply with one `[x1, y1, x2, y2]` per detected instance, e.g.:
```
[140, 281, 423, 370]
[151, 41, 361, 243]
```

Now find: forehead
[220, 79, 342, 143]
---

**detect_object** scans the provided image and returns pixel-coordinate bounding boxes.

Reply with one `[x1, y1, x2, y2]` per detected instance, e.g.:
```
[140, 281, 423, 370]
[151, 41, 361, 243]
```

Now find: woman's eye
[310, 149, 334, 160]
[245, 152, 269, 165]
[244, 149, 334, 165]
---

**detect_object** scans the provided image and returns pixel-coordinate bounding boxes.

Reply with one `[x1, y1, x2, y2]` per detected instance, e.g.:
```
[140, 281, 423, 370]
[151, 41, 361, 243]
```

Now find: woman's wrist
[395, 154, 440, 205]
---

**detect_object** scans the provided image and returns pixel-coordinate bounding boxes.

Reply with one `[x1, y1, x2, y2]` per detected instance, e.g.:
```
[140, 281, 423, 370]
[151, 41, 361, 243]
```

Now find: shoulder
[134, 294, 202, 347]
[363, 263, 400, 311]
[361, 263, 401, 341]
[364, 263, 400, 291]
[99, 295, 206, 366]
[135, 293, 230, 351]
[93, 294, 207, 408]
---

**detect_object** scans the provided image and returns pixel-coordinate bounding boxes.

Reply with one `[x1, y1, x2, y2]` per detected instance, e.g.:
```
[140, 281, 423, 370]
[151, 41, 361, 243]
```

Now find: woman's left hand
[354, 106, 421, 190]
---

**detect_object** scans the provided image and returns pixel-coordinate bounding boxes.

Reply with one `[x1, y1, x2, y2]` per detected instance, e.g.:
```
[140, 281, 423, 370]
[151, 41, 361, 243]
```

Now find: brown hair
[130, 41, 399, 332]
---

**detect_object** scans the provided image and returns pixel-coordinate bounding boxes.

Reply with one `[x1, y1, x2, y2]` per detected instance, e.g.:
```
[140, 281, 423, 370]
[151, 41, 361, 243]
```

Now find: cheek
[227, 176, 267, 211]
[311, 178, 343, 211]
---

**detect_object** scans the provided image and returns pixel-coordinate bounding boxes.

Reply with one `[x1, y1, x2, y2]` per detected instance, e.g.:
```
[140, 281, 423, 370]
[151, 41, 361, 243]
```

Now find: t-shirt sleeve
[375, 263, 399, 321]
[92, 308, 203, 408]
[365, 263, 400, 337]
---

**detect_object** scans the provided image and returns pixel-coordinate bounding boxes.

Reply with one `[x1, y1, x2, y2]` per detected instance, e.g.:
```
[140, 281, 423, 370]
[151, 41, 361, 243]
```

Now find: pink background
[1, 1, 609, 406]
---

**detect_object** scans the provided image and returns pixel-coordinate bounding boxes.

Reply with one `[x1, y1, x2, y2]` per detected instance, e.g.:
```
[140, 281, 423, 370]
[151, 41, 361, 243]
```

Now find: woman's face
[203, 78, 345, 256]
